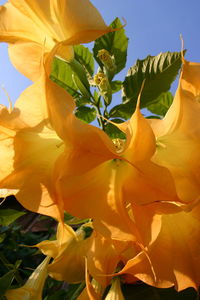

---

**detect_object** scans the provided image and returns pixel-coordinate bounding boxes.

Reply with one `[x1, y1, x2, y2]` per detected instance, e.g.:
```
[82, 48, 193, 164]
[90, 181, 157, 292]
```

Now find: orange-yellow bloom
[117, 59, 200, 291]
[47, 74, 181, 242]
[0, 0, 113, 80]
[149, 58, 200, 205]
[5, 256, 50, 300]
[0, 64, 182, 242]
[36, 221, 129, 299]
[36, 222, 123, 286]
[118, 202, 200, 291]
[36, 222, 93, 283]
[0, 74, 65, 220]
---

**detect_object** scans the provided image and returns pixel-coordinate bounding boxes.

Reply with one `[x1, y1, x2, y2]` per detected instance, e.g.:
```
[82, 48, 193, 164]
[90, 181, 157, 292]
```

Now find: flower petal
[119, 107, 179, 207]
[0, 76, 63, 220]
[55, 156, 138, 241]
[37, 223, 93, 283]
[51, 0, 113, 44]
[87, 231, 120, 287]
[0, 2, 50, 44]
[150, 60, 200, 203]
[120, 204, 200, 291]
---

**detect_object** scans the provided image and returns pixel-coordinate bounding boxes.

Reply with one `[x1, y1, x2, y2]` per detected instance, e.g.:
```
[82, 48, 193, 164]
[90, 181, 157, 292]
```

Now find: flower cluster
[1, 0, 200, 299]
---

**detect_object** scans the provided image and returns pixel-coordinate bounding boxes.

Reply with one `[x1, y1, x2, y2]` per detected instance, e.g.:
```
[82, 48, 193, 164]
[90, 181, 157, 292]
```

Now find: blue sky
[0, 0, 200, 106]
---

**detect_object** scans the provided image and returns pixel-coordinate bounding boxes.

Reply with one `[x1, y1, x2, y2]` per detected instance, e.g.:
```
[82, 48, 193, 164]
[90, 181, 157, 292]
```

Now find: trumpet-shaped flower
[0, 63, 183, 244]
[47, 72, 182, 242]
[148, 58, 200, 205]
[118, 202, 200, 291]
[0, 73, 66, 220]
[116, 59, 200, 291]
[36, 222, 94, 283]
[36, 221, 125, 286]
[36, 221, 129, 299]
[0, 0, 114, 80]
[5, 256, 50, 300]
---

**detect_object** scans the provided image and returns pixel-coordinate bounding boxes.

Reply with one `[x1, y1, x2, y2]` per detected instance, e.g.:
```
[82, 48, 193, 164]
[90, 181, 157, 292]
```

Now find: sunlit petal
[0, 0, 114, 80]
[119, 203, 200, 291]
[5, 256, 50, 300]
[150, 59, 200, 204]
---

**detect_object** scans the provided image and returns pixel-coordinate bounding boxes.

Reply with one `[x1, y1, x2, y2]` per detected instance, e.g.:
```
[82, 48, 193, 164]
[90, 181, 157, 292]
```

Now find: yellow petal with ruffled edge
[5, 256, 50, 300]
[51, 0, 113, 44]
[149, 59, 200, 204]
[120, 106, 180, 207]
[0, 0, 114, 80]
[119, 202, 200, 291]
[37, 223, 93, 283]
[43, 66, 181, 244]
[86, 231, 121, 287]
[0, 72, 66, 220]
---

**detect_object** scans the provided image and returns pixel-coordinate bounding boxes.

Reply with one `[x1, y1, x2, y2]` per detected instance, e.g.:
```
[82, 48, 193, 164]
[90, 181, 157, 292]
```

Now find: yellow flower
[116, 59, 200, 291]
[118, 202, 200, 291]
[149, 58, 200, 205]
[0, 64, 181, 241]
[47, 73, 181, 242]
[147, 58, 200, 290]
[0, 73, 66, 220]
[0, 0, 113, 80]
[36, 222, 124, 287]
[36, 222, 94, 283]
[5, 256, 50, 300]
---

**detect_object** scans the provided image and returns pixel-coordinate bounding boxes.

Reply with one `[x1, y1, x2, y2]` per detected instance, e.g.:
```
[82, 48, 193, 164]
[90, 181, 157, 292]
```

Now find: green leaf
[74, 45, 94, 76]
[75, 96, 91, 106]
[110, 80, 122, 93]
[147, 92, 173, 116]
[0, 270, 15, 296]
[75, 106, 96, 123]
[50, 57, 79, 98]
[109, 102, 133, 120]
[0, 209, 25, 226]
[93, 18, 128, 74]
[105, 119, 126, 139]
[50, 57, 92, 106]
[122, 51, 184, 110]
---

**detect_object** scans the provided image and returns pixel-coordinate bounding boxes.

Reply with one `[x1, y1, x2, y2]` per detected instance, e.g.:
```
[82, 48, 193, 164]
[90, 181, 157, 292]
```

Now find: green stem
[96, 105, 105, 131]
[90, 93, 106, 130]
